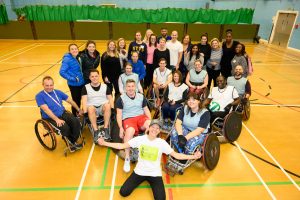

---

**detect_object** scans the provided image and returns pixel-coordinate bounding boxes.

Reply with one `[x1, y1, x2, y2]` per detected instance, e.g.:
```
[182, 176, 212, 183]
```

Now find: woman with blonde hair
[206, 38, 222, 88]
[117, 38, 128, 71]
[101, 40, 122, 96]
[143, 29, 154, 44]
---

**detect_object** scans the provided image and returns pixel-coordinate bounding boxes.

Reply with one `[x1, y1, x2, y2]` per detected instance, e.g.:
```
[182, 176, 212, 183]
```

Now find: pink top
[147, 44, 156, 64]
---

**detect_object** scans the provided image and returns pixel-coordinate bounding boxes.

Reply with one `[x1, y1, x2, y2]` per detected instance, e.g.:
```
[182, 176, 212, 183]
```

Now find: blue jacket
[129, 59, 146, 80]
[59, 53, 84, 86]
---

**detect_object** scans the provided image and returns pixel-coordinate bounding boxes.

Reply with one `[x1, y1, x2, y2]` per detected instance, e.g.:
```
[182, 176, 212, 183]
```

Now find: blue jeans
[161, 102, 182, 121]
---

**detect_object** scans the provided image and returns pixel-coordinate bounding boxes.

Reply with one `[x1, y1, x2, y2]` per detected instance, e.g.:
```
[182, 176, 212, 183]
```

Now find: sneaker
[163, 122, 169, 130]
[93, 129, 101, 144]
[103, 128, 111, 141]
[123, 158, 131, 173]
[167, 121, 174, 131]
[69, 142, 83, 153]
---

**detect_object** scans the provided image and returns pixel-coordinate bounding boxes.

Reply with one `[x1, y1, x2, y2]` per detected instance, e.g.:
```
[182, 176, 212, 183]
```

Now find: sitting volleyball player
[97, 119, 201, 200]
[35, 76, 83, 152]
[227, 65, 251, 100]
[116, 79, 151, 172]
[204, 75, 240, 123]
[118, 62, 143, 95]
[170, 93, 210, 154]
[81, 69, 114, 142]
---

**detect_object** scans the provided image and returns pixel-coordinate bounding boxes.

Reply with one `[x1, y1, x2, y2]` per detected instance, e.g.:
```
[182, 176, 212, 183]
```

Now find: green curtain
[14, 5, 254, 24]
[0, 4, 9, 24]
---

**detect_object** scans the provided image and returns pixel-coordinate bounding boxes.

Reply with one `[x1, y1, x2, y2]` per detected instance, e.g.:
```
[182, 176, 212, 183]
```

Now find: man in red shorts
[116, 79, 151, 172]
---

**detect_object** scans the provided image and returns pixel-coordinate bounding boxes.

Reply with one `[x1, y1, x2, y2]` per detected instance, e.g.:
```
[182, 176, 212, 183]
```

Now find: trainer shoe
[103, 128, 111, 141]
[69, 142, 83, 153]
[123, 158, 131, 173]
[93, 129, 100, 144]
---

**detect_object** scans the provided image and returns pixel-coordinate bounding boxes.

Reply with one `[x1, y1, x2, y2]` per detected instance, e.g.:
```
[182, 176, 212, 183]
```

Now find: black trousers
[144, 63, 155, 89]
[68, 85, 84, 116]
[107, 78, 120, 96]
[206, 67, 221, 89]
[45, 111, 81, 144]
[120, 171, 166, 200]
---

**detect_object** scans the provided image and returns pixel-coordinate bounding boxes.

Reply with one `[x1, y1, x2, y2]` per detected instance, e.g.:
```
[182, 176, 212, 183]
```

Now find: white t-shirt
[153, 67, 171, 84]
[208, 85, 239, 111]
[128, 135, 173, 177]
[166, 40, 183, 66]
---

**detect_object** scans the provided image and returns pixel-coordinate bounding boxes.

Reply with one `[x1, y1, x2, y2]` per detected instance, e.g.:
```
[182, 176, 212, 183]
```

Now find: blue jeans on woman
[161, 102, 182, 121]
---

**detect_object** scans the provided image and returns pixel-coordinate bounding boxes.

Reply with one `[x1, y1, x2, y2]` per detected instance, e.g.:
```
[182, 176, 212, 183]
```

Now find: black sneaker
[93, 129, 101, 144]
[69, 142, 83, 152]
[103, 128, 111, 141]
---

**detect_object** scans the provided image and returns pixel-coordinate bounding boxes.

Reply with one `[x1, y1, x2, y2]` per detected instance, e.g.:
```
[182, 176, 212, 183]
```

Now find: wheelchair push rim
[34, 119, 57, 151]
[223, 112, 242, 143]
[202, 133, 220, 170]
[242, 99, 251, 121]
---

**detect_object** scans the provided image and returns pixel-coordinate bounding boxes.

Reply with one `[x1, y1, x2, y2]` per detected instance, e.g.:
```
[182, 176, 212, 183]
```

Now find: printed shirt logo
[140, 145, 159, 162]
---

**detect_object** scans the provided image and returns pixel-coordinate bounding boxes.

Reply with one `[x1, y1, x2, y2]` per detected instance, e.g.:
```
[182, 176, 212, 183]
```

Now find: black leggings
[144, 63, 155, 89]
[107, 78, 120, 96]
[68, 85, 84, 116]
[206, 67, 221, 89]
[120, 171, 166, 200]
[45, 111, 81, 144]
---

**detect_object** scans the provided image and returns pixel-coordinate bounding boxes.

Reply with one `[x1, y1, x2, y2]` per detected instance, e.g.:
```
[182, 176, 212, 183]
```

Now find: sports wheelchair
[164, 129, 220, 176]
[34, 116, 84, 157]
[235, 98, 251, 121]
[82, 114, 111, 141]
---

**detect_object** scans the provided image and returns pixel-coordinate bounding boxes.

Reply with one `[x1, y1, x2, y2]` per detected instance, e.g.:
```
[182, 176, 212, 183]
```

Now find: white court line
[109, 154, 119, 200]
[0, 44, 41, 63]
[242, 123, 300, 191]
[255, 46, 300, 64]
[74, 143, 96, 200]
[251, 104, 300, 107]
[234, 141, 276, 199]
[0, 43, 37, 59]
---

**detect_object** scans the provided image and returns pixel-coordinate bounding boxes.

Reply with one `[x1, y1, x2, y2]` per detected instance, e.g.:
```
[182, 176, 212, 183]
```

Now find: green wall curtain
[14, 5, 254, 24]
[0, 4, 9, 24]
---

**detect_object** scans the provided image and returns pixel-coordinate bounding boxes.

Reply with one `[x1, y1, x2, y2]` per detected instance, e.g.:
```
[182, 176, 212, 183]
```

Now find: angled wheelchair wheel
[202, 134, 220, 170]
[34, 119, 57, 151]
[223, 112, 242, 142]
[242, 100, 251, 121]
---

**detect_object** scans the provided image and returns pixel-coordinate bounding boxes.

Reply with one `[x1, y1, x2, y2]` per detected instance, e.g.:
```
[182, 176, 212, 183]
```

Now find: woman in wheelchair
[35, 76, 84, 152]
[97, 119, 201, 200]
[170, 93, 210, 155]
[185, 59, 208, 96]
[161, 70, 188, 130]
[118, 62, 143, 95]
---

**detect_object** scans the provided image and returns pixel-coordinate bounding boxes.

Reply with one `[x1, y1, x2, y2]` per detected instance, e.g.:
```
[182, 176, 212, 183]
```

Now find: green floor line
[1, 181, 299, 192]
[100, 148, 111, 187]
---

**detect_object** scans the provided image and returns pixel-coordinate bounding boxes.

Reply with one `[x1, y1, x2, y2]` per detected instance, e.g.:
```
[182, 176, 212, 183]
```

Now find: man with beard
[204, 75, 240, 123]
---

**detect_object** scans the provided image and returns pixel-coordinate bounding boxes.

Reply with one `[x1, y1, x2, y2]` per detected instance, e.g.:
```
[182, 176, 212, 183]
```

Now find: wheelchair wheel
[242, 100, 251, 121]
[202, 134, 220, 170]
[223, 112, 242, 142]
[34, 119, 57, 151]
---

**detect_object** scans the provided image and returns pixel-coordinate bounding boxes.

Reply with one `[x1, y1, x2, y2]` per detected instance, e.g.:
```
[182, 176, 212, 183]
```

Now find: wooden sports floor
[0, 40, 299, 200]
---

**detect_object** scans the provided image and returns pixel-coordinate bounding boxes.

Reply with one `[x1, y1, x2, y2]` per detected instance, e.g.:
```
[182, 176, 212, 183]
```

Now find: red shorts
[123, 114, 149, 135]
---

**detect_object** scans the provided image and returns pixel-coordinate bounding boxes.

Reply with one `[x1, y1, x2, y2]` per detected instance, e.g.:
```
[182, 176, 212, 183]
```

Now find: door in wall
[270, 11, 297, 47]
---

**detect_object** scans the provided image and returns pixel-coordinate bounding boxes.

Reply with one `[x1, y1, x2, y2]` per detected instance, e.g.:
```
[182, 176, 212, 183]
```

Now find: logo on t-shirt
[209, 101, 220, 111]
[140, 145, 159, 161]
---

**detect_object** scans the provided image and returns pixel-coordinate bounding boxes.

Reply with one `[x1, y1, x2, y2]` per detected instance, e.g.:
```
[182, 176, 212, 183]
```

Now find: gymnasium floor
[0, 40, 299, 200]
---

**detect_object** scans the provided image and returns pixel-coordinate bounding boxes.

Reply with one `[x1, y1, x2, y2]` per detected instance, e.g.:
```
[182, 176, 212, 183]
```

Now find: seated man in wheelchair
[116, 79, 151, 173]
[161, 70, 188, 130]
[35, 76, 83, 152]
[185, 59, 208, 96]
[118, 62, 143, 95]
[227, 65, 252, 113]
[81, 69, 114, 143]
[153, 58, 172, 107]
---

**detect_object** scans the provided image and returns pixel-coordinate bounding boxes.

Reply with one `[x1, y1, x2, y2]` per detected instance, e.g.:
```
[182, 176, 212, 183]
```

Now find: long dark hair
[189, 44, 200, 61]
[184, 92, 204, 114]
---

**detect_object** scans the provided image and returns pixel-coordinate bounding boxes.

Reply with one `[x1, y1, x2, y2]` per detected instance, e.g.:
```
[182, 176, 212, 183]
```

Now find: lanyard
[44, 90, 62, 107]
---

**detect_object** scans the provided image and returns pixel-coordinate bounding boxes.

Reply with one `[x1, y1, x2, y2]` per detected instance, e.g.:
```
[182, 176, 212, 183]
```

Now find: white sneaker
[123, 158, 130, 173]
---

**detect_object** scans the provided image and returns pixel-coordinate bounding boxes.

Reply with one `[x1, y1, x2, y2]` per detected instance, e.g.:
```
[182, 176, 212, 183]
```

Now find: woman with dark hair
[170, 93, 211, 155]
[97, 119, 201, 200]
[128, 31, 147, 65]
[161, 70, 188, 130]
[231, 42, 248, 77]
[197, 34, 211, 66]
[144, 34, 157, 89]
[184, 44, 204, 72]
[180, 34, 192, 78]
[60, 43, 85, 115]
[79, 40, 100, 84]
[221, 29, 239, 78]
[101, 40, 122, 96]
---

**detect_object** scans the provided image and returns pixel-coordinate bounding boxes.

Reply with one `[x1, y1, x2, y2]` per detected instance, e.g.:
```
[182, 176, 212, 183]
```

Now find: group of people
[35, 27, 252, 200]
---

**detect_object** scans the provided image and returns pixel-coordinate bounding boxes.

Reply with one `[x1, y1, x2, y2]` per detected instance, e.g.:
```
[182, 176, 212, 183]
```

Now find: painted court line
[234, 141, 276, 199]
[74, 143, 96, 200]
[251, 104, 300, 107]
[0, 44, 41, 63]
[242, 123, 300, 191]
[109, 154, 119, 200]
[256, 45, 300, 63]
[0, 43, 37, 59]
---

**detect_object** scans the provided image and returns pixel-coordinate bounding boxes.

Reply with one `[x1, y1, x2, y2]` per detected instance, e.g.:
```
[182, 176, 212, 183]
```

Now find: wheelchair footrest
[164, 156, 195, 176]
